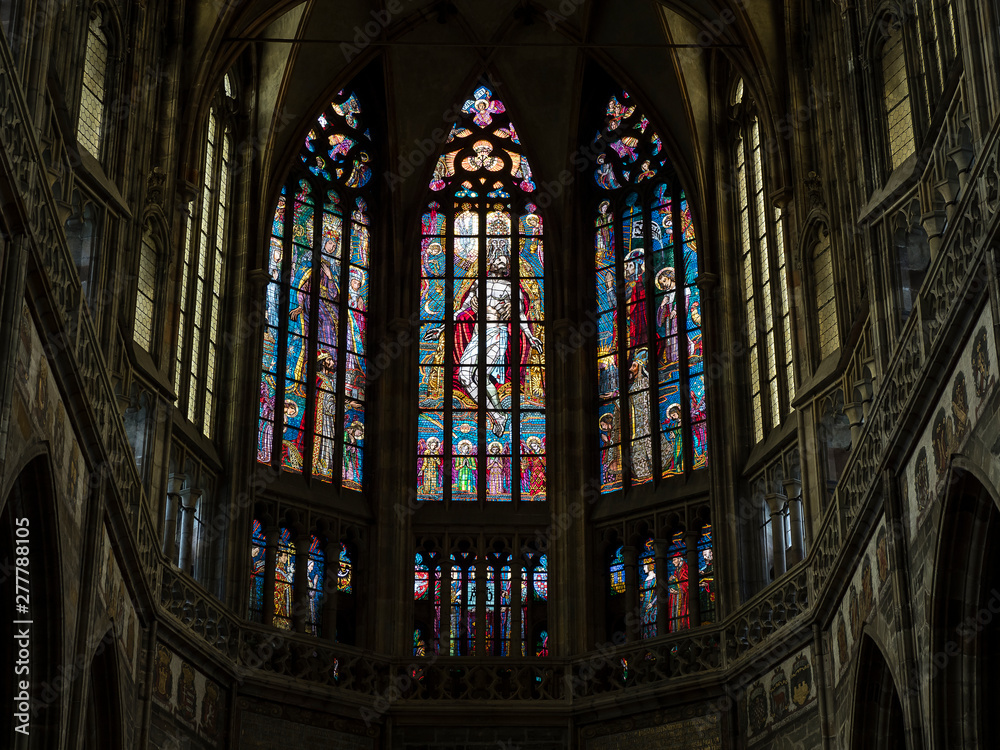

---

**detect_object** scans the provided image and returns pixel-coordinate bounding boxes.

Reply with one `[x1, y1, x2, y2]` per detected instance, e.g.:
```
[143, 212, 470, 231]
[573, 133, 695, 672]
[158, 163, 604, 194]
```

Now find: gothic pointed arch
[585, 78, 707, 493]
[416, 78, 547, 505]
[256, 79, 380, 490]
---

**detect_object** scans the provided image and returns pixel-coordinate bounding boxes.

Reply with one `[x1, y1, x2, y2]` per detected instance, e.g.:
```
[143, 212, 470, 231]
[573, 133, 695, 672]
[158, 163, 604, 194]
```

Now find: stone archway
[851, 634, 906, 750]
[929, 465, 1000, 748]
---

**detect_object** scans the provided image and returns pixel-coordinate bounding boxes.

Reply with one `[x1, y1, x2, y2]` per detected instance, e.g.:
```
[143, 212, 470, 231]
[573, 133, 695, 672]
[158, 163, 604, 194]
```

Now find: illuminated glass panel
[609, 546, 625, 595]
[882, 19, 916, 170]
[257, 89, 374, 490]
[640, 539, 656, 639]
[698, 525, 716, 623]
[134, 234, 156, 351]
[593, 90, 706, 493]
[665, 532, 689, 632]
[306, 536, 325, 635]
[338, 543, 353, 594]
[77, 9, 108, 158]
[417, 83, 546, 502]
[273, 528, 296, 630]
[248, 520, 266, 622]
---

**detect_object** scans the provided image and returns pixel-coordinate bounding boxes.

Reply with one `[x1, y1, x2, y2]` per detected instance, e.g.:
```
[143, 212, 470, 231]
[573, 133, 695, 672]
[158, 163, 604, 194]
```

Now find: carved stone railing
[726, 567, 809, 660]
[160, 565, 240, 661]
[810, 109, 999, 594]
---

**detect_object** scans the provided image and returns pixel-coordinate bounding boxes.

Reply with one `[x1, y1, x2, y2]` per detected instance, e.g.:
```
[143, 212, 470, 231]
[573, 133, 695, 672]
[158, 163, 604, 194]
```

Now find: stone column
[512, 559, 523, 657]
[177, 488, 202, 574]
[440, 553, 452, 655]
[293, 529, 310, 633]
[475, 558, 488, 655]
[765, 493, 787, 578]
[622, 546, 638, 642]
[783, 478, 805, 565]
[322, 539, 340, 641]
[685, 530, 702, 628]
[653, 538, 670, 636]
[844, 401, 865, 445]
[162, 473, 186, 562]
[263, 523, 279, 627]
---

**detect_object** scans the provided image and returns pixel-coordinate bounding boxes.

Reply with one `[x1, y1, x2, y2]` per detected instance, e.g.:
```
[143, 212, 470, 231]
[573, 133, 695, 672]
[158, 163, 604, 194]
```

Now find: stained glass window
[640, 539, 656, 638]
[77, 7, 109, 158]
[273, 528, 296, 630]
[665, 532, 689, 632]
[134, 232, 157, 352]
[414, 547, 546, 656]
[413, 628, 427, 657]
[593, 90, 706, 494]
[175, 97, 234, 439]
[698, 525, 716, 623]
[732, 84, 795, 441]
[249, 520, 266, 623]
[533, 553, 548, 601]
[609, 546, 625, 595]
[882, 17, 915, 171]
[338, 542, 353, 593]
[536, 630, 549, 657]
[306, 536, 325, 635]
[417, 83, 546, 503]
[257, 89, 374, 489]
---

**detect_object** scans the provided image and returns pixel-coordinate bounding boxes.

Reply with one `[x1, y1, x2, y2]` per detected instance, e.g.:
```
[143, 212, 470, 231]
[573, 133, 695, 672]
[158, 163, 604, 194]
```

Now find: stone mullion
[301, 181, 322, 479]
[675, 189, 695, 473]
[623, 545, 639, 642]
[440, 551, 452, 655]
[444, 202, 455, 506]
[476, 201, 487, 505]
[322, 538, 339, 641]
[333, 196, 352, 485]
[272, 201, 293, 471]
[511, 202, 522, 506]
[615, 208, 632, 488]
[653, 537, 669, 636]
[642, 197, 661, 481]
[511, 557, 523, 657]
[293, 529, 310, 632]
[685, 529, 702, 628]
[475, 556, 487, 655]
[162, 473, 186, 562]
[263, 522, 279, 627]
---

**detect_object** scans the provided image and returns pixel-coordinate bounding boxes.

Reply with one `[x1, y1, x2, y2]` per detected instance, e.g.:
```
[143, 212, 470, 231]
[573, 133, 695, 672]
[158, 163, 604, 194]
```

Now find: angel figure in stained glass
[487, 441, 510, 494]
[455, 440, 477, 494]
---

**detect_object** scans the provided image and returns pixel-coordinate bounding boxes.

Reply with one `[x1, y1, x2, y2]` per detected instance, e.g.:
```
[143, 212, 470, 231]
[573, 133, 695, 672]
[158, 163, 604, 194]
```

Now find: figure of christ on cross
[423, 253, 543, 436]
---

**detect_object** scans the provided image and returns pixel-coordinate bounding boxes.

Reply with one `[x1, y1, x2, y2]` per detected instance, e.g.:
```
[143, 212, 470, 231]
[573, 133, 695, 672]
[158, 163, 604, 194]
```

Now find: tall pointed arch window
[593, 90, 707, 494]
[257, 90, 375, 489]
[880, 14, 916, 172]
[77, 5, 111, 159]
[417, 83, 546, 503]
[731, 81, 795, 443]
[175, 79, 236, 438]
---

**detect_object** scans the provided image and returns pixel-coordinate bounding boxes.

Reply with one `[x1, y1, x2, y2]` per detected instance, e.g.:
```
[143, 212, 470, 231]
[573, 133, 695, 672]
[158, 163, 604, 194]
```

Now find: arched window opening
[592, 89, 706, 493]
[175, 84, 236, 438]
[417, 82, 546, 504]
[306, 536, 326, 636]
[77, 6, 110, 159]
[604, 524, 714, 640]
[881, 15, 916, 171]
[732, 80, 795, 442]
[273, 528, 296, 630]
[249, 520, 266, 623]
[257, 89, 375, 490]
[413, 542, 548, 657]
[812, 229, 839, 361]
[134, 228, 158, 352]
